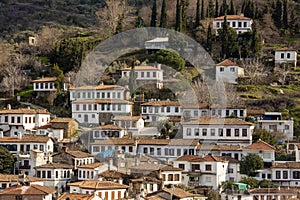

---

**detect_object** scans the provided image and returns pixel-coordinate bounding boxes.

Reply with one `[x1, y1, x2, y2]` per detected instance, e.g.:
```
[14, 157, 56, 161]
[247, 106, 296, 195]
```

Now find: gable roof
[58, 192, 93, 200]
[0, 108, 49, 115]
[69, 85, 125, 91]
[214, 15, 252, 21]
[113, 116, 142, 121]
[77, 162, 103, 169]
[92, 124, 123, 131]
[181, 116, 253, 126]
[216, 59, 238, 66]
[35, 162, 73, 169]
[0, 184, 56, 195]
[32, 77, 57, 83]
[244, 140, 276, 151]
[272, 162, 300, 169]
[163, 187, 195, 198]
[0, 136, 52, 143]
[68, 180, 129, 190]
[0, 174, 42, 183]
[122, 66, 162, 71]
[98, 170, 127, 179]
[141, 101, 180, 106]
[65, 150, 94, 158]
[175, 155, 225, 162]
[51, 118, 75, 123]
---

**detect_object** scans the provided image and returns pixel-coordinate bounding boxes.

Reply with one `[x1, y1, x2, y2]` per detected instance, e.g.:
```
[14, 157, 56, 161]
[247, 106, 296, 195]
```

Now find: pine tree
[206, 24, 213, 52]
[175, 0, 183, 31]
[228, 0, 235, 15]
[215, 0, 219, 17]
[251, 22, 263, 58]
[208, 0, 214, 18]
[282, 0, 288, 29]
[150, 0, 157, 27]
[196, 0, 201, 26]
[135, 16, 145, 28]
[201, 0, 205, 19]
[272, 0, 282, 28]
[160, 0, 168, 28]
[182, 0, 189, 31]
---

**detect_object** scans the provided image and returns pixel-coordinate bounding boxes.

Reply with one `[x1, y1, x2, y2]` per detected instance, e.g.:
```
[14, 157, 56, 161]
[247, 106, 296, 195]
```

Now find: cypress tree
[228, 0, 235, 15]
[135, 16, 145, 28]
[206, 24, 213, 52]
[115, 16, 124, 34]
[220, 15, 229, 58]
[208, 0, 214, 18]
[282, 0, 288, 29]
[182, 0, 189, 31]
[129, 62, 137, 97]
[251, 22, 263, 58]
[175, 0, 183, 31]
[215, 0, 219, 17]
[160, 0, 168, 28]
[196, 0, 201, 26]
[201, 0, 205, 19]
[150, 0, 157, 27]
[272, 0, 282, 28]
[219, 0, 228, 16]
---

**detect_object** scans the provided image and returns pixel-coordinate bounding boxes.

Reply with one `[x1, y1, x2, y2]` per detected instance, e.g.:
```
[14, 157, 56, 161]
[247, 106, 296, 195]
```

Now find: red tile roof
[244, 140, 276, 151]
[98, 170, 127, 179]
[113, 116, 142, 121]
[0, 108, 49, 114]
[175, 155, 225, 162]
[0, 174, 42, 182]
[122, 66, 162, 71]
[0, 136, 52, 143]
[65, 150, 94, 158]
[35, 162, 73, 169]
[163, 187, 195, 198]
[0, 184, 56, 195]
[32, 77, 57, 83]
[70, 85, 125, 91]
[51, 118, 75, 123]
[272, 162, 300, 169]
[68, 180, 129, 190]
[77, 162, 103, 169]
[93, 124, 123, 131]
[58, 192, 92, 200]
[214, 15, 252, 20]
[141, 101, 180, 106]
[216, 59, 238, 66]
[181, 116, 253, 125]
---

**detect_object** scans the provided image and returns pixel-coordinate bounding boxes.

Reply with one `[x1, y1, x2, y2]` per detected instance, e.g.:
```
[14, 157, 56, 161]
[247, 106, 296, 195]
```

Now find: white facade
[145, 37, 169, 50]
[77, 163, 108, 181]
[275, 49, 297, 67]
[182, 117, 254, 146]
[121, 65, 164, 89]
[213, 15, 253, 35]
[242, 140, 276, 164]
[271, 162, 300, 187]
[0, 108, 50, 136]
[162, 169, 182, 186]
[141, 100, 181, 122]
[216, 59, 244, 84]
[32, 77, 57, 92]
[113, 116, 144, 136]
[92, 125, 126, 140]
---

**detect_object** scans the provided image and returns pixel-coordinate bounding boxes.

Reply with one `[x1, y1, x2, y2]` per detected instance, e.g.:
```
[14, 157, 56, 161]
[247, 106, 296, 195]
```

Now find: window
[219, 128, 223, 136]
[195, 128, 199, 136]
[169, 149, 175, 156]
[216, 22, 220, 27]
[192, 164, 200, 171]
[147, 72, 150, 77]
[175, 107, 179, 113]
[83, 105, 86, 111]
[228, 168, 234, 173]
[166, 107, 171, 112]
[47, 171, 51, 178]
[42, 171, 46, 178]
[187, 128, 192, 136]
[164, 148, 169, 155]
[153, 72, 156, 77]
[230, 67, 235, 72]
[293, 171, 300, 179]
[226, 129, 231, 137]
[194, 110, 198, 117]
[243, 22, 247, 27]
[17, 117, 21, 123]
[157, 148, 161, 155]
[242, 129, 247, 136]
[37, 171, 41, 178]
[154, 107, 159, 113]
[82, 92, 86, 98]
[76, 105, 80, 111]
[269, 125, 277, 130]
[143, 148, 148, 154]
[283, 171, 288, 179]
[234, 129, 239, 137]
[141, 72, 144, 77]
[226, 110, 230, 116]
[276, 171, 281, 179]
[150, 147, 154, 155]
[285, 125, 290, 130]
[205, 164, 212, 171]
[11, 116, 15, 123]
[287, 53, 291, 59]
[177, 149, 181, 156]
[211, 129, 215, 136]
[220, 67, 224, 72]
[232, 21, 236, 27]
[88, 104, 92, 111]
[179, 164, 185, 170]
[94, 104, 97, 110]
[56, 171, 59, 178]
[238, 22, 242, 27]
[281, 53, 284, 59]
[202, 129, 207, 136]
[240, 110, 244, 117]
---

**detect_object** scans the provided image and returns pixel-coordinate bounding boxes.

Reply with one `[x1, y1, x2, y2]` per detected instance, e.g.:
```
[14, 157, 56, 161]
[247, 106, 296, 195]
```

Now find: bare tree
[96, 0, 128, 36]
[241, 59, 268, 85]
[37, 26, 63, 54]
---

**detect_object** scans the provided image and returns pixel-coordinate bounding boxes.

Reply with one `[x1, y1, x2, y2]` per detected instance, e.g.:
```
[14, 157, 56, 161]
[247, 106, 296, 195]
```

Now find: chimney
[108, 158, 113, 170]
[240, 13, 244, 17]
[157, 63, 161, 70]
[7, 104, 11, 110]
[18, 132, 22, 139]
[0, 130, 3, 138]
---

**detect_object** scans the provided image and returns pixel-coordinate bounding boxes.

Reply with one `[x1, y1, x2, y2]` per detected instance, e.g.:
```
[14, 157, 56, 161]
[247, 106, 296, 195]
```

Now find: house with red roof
[216, 59, 244, 84]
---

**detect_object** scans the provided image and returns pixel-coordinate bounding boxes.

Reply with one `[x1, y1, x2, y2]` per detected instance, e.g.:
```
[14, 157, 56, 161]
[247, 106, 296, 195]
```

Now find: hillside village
[0, 0, 300, 200]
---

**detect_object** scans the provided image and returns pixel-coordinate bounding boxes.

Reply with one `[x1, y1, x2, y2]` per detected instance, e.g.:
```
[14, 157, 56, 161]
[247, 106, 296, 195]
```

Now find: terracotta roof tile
[0, 108, 49, 114]
[182, 116, 253, 125]
[272, 162, 300, 169]
[68, 180, 129, 190]
[175, 155, 225, 162]
[70, 85, 126, 91]
[98, 170, 127, 179]
[51, 118, 75, 123]
[249, 188, 298, 194]
[38, 123, 52, 129]
[32, 77, 57, 83]
[0, 184, 56, 195]
[216, 59, 238, 66]
[92, 124, 123, 131]
[77, 162, 103, 169]
[58, 192, 92, 200]
[161, 165, 182, 172]
[0, 136, 52, 143]
[65, 150, 94, 158]
[72, 99, 131, 104]
[0, 174, 42, 182]
[163, 187, 194, 198]
[141, 101, 180, 106]
[113, 116, 142, 121]
[35, 162, 73, 169]
[244, 140, 276, 151]
[122, 66, 162, 71]
[214, 15, 252, 20]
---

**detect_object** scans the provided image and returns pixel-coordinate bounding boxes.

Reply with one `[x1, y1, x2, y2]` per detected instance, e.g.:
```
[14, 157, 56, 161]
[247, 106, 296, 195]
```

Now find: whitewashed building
[0, 107, 50, 136]
[141, 100, 181, 123]
[145, 37, 169, 50]
[215, 59, 244, 84]
[257, 112, 294, 140]
[213, 15, 253, 35]
[275, 48, 298, 67]
[271, 162, 300, 188]
[77, 162, 107, 181]
[92, 124, 126, 140]
[113, 116, 144, 136]
[68, 180, 129, 199]
[182, 116, 254, 146]
[121, 65, 164, 89]
[32, 77, 57, 92]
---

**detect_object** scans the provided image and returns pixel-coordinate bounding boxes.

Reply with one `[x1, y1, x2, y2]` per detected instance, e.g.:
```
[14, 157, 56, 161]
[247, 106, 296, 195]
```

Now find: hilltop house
[213, 14, 253, 35]
[145, 37, 169, 52]
[77, 162, 109, 181]
[275, 48, 298, 68]
[32, 77, 57, 92]
[121, 65, 164, 89]
[215, 59, 244, 84]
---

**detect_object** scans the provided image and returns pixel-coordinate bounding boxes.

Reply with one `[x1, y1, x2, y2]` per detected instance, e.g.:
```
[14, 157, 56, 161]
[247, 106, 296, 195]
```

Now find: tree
[259, 180, 274, 188]
[242, 0, 254, 18]
[207, 0, 214, 18]
[51, 63, 64, 93]
[160, 0, 167, 28]
[252, 128, 278, 146]
[0, 146, 15, 174]
[228, 0, 235, 15]
[240, 59, 268, 85]
[150, 0, 157, 27]
[250, 22, 263, 58]
[115, 15, 124, 34]
[219, 0, 228, 16]
[175, 0, 183, 32]
[240, 177, 259, 188]
[219, 15, 229, 58]
[182, 0, 189, 31]
[215, 0, 219, 17]
[282, 0, 288, 29]
[221, 180, 235, 191]
[149, 49, 185, 71]
[201, 0, 205, 20]
[129, 62, 137, 97]
[37, 26, 63, 55]
[135, 16, 145, 28]
[157, 120, 174, 139]
[240, 153, 264, 176]
[206, 24, 213, 52]
[272, 0, 282, 28]
[207, 190, 221, 200]
[195, 0, 201, 27]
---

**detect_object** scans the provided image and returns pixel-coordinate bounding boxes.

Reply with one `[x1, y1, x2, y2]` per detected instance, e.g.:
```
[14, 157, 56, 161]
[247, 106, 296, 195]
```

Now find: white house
[0, 107, 50, 136]
[182, 116, 254, 146]
[145, 187, 207, 200]
[92, 124, 126, 140]
[32, 77, 57, 92]
[213, 15, 253, 35]
[68, 180, 129, 199]
[173, 155, 228, 189]
[70, 84, 132, 124]
[271, 162, 300, 188]
[77, 162, 107, 181]
[215, 59, 244, 84]
[35, 162, 73, 194]
[113, 116, 144, 136]
[141, 100, 181, 123]
[121, 65, 164, 89]
[275, 48, 298, 68]
[257, 112, 294, 140]
[0, 174, 43, 191]
[145, 37, 169, 50]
